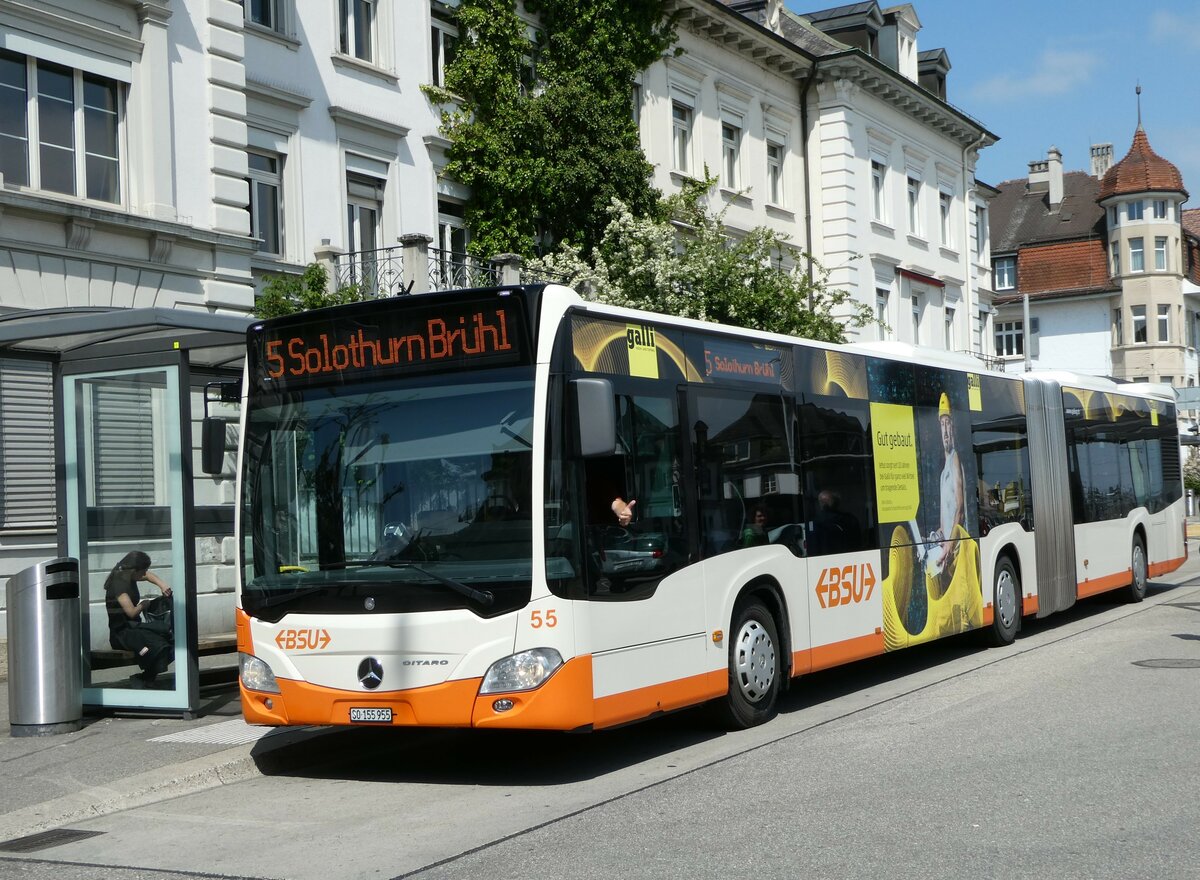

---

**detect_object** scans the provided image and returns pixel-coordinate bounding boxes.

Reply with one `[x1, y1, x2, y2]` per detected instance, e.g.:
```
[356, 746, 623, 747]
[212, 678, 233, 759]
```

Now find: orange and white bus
[218, 284, 1185, 731]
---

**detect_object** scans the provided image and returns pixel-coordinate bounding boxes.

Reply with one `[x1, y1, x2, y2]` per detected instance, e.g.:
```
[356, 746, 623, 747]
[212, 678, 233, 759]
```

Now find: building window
[994, 321, 1023, 357]
[994, 256, 1015, 290]
[430, 7, 458, 87]
[1132, 305, 1147, 343]
[721, 121, 740, 189]
[911, 297, 922, 344]
[1155, 236, 1168, 271]
[1127, 200, 1143, 221]
[247, 150, 283, 255]
[766, 140, 784, 205]
[0, 50, 122, 204]
[1130, 237, 1144, 273]
[247, 0, 282, 31]
[1108, 206, 1118, 228]
[907, 175, 922, 236]
[939, 190, 953, 248]
[876, 288, 890, 340]
[944, 306, 955, 350]
[1158, 304, 1170, 342]
[975, 206, 988, 259]
[1111, 241, 1120, 275]
[631, 83, 641, 127]
[1153, 199, 1167, 219]
[339, 0, 376, 62]
[1162, 375, 1174, 387]
[1113, 308, 1123, 346]
[871, 159, 886, 222]
[671, 102, 692, 174]
[347, 171, 382, 253]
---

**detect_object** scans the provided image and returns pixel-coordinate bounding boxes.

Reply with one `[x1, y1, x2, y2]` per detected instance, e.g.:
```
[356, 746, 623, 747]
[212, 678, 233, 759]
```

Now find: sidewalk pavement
[0, 673, 334, 847]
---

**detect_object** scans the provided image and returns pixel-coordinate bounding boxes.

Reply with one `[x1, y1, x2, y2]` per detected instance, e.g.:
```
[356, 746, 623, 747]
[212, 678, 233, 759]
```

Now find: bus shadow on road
[249, 579, 1191, 787]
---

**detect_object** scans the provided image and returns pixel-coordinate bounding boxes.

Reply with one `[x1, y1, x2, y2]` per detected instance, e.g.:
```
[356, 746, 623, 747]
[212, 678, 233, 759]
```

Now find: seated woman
[104, 551, 174, 686]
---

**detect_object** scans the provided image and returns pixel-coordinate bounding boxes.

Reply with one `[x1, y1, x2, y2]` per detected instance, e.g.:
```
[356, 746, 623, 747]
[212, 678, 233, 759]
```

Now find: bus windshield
[240, 369, 535, 620]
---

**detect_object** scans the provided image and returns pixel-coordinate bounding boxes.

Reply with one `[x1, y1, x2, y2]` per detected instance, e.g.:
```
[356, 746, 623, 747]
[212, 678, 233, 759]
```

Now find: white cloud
[1149, 10, 1200, 49]
[969, 49, 1101, 103]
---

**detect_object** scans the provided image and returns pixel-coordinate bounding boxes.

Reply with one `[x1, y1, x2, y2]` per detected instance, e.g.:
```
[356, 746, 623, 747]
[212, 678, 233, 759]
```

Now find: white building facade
[0, 0, 996, 648]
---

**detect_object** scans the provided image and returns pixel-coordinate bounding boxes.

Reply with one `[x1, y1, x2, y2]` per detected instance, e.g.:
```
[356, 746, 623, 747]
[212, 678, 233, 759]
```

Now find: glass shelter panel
[64, 367, 192, 711]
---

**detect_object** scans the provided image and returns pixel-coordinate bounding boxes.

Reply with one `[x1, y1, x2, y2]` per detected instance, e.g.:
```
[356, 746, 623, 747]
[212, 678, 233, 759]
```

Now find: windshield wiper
[387, 562, 495, 606]
[322, 559, 495, 606]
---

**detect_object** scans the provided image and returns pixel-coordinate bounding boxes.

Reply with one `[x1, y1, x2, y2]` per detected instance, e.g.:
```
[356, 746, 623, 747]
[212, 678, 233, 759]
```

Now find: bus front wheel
[717, 600, 781, 729]
[1127, 535, 1148, 603]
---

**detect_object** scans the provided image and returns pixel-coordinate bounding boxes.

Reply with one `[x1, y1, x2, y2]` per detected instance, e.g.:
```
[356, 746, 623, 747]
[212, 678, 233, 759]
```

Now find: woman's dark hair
[104, 551, 152, 591]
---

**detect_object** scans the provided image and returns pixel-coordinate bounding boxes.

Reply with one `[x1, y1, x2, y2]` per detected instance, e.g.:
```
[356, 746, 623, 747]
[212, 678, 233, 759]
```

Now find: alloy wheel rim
[997, 569, 1017, 629]
[734, 618, 775, 702]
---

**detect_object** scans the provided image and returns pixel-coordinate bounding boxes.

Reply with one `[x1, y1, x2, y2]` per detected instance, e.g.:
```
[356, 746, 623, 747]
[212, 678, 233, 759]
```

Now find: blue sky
[789, 1, 1199, 203]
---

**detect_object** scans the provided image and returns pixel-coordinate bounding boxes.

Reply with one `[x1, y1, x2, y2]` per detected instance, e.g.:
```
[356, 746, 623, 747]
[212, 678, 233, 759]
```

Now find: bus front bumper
[241, 654, 595, 731]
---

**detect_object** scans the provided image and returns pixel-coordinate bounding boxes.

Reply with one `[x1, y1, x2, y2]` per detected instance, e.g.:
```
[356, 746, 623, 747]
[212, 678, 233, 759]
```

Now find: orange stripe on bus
[1150, 556, 1185, 577]
[982, 605, 994, 628]
[1077, 569, 1131, 599]
[235, 607, 252, 655]
[593, 669, 726, 730]
[801, 631, 886, 673]
[1022, 595, 1039, 616]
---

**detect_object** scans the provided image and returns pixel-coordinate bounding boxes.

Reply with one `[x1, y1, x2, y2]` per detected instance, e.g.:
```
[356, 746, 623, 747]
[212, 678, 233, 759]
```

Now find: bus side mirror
[571, 378, 617, 457]
[201, 417, 227, 475]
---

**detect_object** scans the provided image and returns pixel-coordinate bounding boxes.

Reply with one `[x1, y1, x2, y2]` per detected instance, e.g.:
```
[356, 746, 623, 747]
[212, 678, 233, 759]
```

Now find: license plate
[349, 707, 392, 723]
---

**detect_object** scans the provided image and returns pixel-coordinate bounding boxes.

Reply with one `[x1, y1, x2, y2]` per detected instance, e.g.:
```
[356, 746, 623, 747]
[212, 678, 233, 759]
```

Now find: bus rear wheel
[1127, 535, 1148, 603]
[985, 556, 1020, 646]
[717, 600, 781, 729]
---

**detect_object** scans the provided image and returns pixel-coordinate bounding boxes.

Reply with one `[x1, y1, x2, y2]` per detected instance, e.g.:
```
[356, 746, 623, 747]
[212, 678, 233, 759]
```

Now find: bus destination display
[249, 297, 528, 390]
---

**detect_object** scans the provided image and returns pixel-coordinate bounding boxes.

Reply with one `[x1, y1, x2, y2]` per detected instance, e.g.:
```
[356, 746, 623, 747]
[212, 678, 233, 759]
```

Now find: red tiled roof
[1097, 127, 1187, 200]
[1183, 208, 1200, 240]
[993, 239, 1115, 304]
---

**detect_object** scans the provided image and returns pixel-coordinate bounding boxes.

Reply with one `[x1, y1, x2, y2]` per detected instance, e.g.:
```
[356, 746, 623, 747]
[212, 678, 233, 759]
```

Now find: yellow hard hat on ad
[938, 392, 951, 418]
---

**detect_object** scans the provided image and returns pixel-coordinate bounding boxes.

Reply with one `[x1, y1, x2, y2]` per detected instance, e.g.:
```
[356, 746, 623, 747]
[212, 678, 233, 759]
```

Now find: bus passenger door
[582, 388, 707, 726]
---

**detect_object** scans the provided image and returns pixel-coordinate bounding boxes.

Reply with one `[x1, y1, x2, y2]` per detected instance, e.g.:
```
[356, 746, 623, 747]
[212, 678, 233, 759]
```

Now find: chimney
[1047, 146, 1063, 210]
[1091, 143, 1113, 178]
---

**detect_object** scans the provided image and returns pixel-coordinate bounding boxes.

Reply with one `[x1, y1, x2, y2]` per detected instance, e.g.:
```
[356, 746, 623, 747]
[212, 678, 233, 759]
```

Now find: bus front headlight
[480, 648, 564, 694]
[239, 652, 281, 694]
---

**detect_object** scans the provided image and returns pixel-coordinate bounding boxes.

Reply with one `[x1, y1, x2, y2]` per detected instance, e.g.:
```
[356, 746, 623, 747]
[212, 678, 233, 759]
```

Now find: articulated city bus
[221, 284, 1185, 731]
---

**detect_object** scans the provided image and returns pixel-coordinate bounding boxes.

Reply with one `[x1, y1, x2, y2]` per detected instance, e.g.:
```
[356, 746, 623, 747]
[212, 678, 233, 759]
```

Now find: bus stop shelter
[0, 306, 252, 716]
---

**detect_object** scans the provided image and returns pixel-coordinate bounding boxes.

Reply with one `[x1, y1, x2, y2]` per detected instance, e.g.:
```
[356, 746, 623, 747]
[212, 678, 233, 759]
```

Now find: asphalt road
[2, 565, 1198, 880]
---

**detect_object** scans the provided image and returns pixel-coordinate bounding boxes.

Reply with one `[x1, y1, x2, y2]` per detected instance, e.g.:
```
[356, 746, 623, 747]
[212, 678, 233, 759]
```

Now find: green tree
[1184, 448, 1200, 494]
[528, 176, 877, 343]
[254, 264, 366, 319]
[429, 0, 676, 259]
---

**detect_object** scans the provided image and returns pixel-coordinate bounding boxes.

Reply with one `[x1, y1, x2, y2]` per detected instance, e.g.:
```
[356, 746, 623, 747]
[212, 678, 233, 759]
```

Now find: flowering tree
[529, 177, 876, 343]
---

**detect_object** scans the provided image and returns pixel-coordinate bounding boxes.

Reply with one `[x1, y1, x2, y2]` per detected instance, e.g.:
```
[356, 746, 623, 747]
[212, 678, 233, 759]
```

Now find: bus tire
[1127, 534, 1148, 603]
[717, 600, 781, 729]
[986, 556, 1020, 646]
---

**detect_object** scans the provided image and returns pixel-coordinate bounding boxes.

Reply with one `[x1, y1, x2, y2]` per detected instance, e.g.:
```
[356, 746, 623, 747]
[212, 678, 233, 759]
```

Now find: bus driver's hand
[613, 498, 635, 526]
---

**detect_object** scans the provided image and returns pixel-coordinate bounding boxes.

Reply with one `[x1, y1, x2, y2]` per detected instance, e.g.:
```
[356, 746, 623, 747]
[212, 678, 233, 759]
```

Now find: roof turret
[1097, 127, 1187, 200]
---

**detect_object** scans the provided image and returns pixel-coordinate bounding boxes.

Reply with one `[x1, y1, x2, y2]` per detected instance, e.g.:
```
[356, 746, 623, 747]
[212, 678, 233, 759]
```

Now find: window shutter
[1029, 317, 1040, 359]
[91, 384, 155, 506]
[0, 360, 57, 528]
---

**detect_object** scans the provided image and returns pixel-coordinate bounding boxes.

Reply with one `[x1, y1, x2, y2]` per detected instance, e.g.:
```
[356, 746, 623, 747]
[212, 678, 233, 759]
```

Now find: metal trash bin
[6, 557, 83, 737]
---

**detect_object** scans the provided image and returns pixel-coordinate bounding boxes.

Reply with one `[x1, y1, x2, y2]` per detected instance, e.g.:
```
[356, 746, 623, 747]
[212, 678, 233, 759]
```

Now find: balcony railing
[428, 247, 498, 291]
[334, 247, 406, 297]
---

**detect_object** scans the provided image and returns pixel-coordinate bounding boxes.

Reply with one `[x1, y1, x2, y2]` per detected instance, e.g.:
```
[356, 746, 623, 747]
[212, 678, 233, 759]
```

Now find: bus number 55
[530, 610, 558, 628]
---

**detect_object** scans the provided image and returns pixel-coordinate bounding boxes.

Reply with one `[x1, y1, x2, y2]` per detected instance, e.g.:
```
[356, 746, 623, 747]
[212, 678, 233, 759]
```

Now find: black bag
[141, 594, 174, 639]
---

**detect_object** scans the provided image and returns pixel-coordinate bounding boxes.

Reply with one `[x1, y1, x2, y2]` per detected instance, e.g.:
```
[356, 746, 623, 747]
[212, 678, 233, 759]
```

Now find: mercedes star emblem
[358, 657, 384, 690]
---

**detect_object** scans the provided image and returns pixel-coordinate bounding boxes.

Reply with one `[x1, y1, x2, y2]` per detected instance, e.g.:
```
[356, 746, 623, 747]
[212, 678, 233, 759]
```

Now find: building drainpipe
[799, 63, 820, 309]
[962, 131, 988, 355]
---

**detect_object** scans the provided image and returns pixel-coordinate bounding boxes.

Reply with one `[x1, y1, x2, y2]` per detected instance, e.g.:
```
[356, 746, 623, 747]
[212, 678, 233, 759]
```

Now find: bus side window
[799, 397, 877, 556]
[691, 390, 800, 558]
